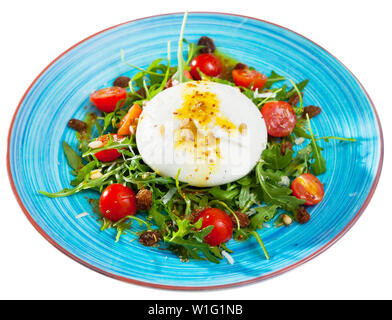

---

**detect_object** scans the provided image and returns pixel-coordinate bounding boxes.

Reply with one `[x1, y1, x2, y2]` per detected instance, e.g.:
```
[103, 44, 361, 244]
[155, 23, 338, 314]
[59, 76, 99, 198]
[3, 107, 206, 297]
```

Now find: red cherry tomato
[190, 53, 222, 80]
[291, 173, 324, 205]
[195, 208, 233, 246]
[232, 68, 267, 90]
[90, 87, 127, 112]
[261, 101, 297, 137]
[99, 184, 136, 221]
[94, 134, 124, 162]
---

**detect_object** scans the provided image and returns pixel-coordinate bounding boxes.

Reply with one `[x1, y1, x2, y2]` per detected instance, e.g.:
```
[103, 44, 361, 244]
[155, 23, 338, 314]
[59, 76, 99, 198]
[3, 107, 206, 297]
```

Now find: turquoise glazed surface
[8, 13, 383, 289]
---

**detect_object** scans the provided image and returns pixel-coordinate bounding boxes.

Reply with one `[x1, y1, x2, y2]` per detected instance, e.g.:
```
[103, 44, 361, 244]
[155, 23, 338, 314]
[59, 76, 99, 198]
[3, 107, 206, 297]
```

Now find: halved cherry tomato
[99, 184, 136, 221]
[291, 173, 324, 205]
[194, 208, 233, 246]
[261, 101, 297, 137]
[232, 68, 267, 90]
[190, 53, 222, 80]
[94, 134, 124, 162]
[90, 87, 127, 112]
[117, 103, 142, 135]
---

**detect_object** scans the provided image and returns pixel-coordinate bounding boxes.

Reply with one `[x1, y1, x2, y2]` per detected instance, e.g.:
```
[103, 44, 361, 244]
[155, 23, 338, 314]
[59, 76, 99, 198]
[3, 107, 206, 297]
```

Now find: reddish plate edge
[7, 11, 384, 291]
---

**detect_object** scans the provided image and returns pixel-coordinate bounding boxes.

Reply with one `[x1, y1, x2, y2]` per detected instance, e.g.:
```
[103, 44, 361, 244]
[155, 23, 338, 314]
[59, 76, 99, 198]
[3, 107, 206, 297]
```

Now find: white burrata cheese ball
[136, 81, 267, 187]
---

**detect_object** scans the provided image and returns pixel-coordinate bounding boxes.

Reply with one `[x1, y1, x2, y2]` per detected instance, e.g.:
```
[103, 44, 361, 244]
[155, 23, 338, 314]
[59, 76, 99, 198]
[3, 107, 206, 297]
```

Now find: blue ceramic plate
[8, 13, 383, 289]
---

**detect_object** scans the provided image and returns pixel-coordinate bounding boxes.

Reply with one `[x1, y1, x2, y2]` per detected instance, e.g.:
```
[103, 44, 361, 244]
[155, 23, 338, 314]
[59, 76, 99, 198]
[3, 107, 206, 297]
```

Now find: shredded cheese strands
[88, 140, 103, 149]
[161, 187, 178, 204]
[295, 137, 305, 145]
[253, 90, 277, 99]
[76, 212, 89, 219]
[221, 250, 234, 265]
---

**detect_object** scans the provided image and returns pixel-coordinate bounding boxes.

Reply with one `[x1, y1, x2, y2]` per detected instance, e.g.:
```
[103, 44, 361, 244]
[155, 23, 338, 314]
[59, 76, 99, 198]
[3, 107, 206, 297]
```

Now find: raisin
[302, 106, 321, 119]
[135, 87, 146, 98]
[280, 141, 293, 155]
[197, 36, 216, 54]
[67, 119, 87, 133]
[296, 206, 311, 224]
[288, 92, 304, 106]
[113, 76, 131, 88]
[231, 212, 250, 228]
[234, 63, 247, 70]
[136, 189, 152, 211]
[138, 230, 162, 246]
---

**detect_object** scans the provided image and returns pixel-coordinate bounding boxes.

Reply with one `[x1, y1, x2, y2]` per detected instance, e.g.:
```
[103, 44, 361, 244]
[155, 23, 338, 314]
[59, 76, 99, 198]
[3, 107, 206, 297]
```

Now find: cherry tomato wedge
[194, 208, 233, 246]
[117, 103, 142, 136]
[291, 173, 324, 205]
[183, 70, 193, 81]
[232, 68, 267, 90]
[261, 101, 297, 137]
[94, 134, 124, 162]
[190, 53, 222, 80]
[90, 86, 127, 112]
[99, 184, 136, 221]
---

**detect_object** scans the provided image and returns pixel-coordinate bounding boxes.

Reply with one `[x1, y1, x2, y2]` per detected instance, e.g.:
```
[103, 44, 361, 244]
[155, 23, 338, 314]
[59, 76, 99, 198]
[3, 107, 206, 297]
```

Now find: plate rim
[7, 11, 384, 290]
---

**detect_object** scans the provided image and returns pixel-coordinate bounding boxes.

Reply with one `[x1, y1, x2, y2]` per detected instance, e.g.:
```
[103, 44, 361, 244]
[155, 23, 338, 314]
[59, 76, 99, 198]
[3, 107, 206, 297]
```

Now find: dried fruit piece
[302, 105, 321, 119]
[67, 119, 87, 133]
[113, 76, 131, 88]
[138, 230, 162, 246]
[197, 36, 216, 54]
[230, 211, 250, 228]
[136, 189, 153, 211]
[295, 206, 311, 224]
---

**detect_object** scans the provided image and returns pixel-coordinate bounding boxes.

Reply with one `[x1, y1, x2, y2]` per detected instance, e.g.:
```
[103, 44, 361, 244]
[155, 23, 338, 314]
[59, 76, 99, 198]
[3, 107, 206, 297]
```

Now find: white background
[1, 0, 391, 300]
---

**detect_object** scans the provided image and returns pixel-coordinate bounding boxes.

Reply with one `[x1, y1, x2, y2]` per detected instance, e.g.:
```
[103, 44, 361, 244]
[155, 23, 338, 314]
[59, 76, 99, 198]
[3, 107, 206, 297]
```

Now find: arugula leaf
[265, 71, 286, 88]
[275, 79, 309, 101]
[234, 229, 270, 260]
[70, 161, 96, 186]
[287, 79, 309, 98]
[293, 118, 311, 139]
[256, 162, 305, 212]
[40, 165, 123, 198]
[184, 39, 203, 65]
[249, 205, 279, 230]
[283, 144, 312, 177]
[76, 112, 98, 152]
[194, 225, 214, 242]
[164, 216, 221, 264]
[208, 186, 239, 201]
[262, 144, 294, 170]
[62, 141, 83, 173]
[306, 114, 326, 175]
[147, 204, 168, 230]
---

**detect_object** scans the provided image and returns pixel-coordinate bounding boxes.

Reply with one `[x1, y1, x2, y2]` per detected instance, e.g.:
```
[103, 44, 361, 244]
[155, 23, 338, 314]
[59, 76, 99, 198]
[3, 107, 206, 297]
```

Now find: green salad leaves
[40, 13, 356, 264]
